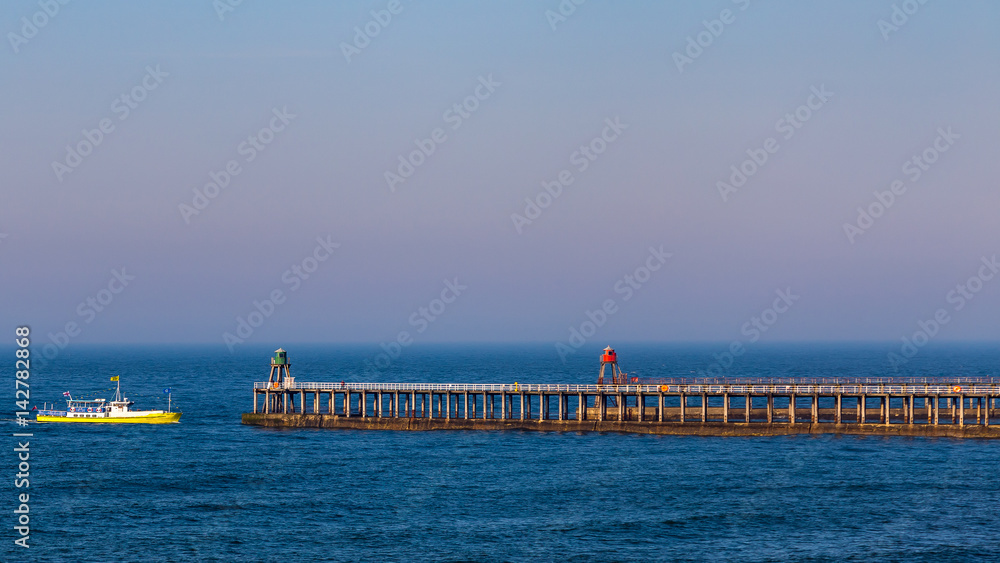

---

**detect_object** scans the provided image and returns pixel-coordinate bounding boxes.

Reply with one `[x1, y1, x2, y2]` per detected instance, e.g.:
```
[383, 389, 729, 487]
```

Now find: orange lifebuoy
[660, 385, 670, 392]
[952, 386, 962, 393]
[272, 382, 279, 389]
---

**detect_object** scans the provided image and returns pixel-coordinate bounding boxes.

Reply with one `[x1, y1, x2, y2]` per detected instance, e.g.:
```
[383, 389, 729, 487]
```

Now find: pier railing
[255, 381, 1000, 395]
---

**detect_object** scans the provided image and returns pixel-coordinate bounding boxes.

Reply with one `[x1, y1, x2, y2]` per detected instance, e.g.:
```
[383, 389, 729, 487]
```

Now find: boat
[36, 377, 181, 424]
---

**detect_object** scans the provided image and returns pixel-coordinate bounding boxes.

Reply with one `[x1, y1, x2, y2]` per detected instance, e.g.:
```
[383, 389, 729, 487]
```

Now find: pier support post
[598, 394, 604, 422]
[767, 394, 773, 424]
[835, 394, 842, 424]
[284, 392, 289, 414]
[789, 394, 795, 424]
[745, 394, 751, 423]
[659, 393, 664, 422]
[701, 393, 707, 423]
[679, 393, 685, 423]
[860, 395, 866, 424]
[722, 392, 728, 423]
[253, 392, 258, 414]
[959, 395, 965, 427]
[933, 396, 939, 425]
[985, 397, 990, 427]
[558, 393, 564, 421]
[579, 392, 585, 421]
[520, 393, 525, 420]
[811, 394, 818, 424]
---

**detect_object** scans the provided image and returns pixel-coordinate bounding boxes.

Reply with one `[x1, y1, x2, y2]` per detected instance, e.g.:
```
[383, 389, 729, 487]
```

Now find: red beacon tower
[597, 346, 630, 385]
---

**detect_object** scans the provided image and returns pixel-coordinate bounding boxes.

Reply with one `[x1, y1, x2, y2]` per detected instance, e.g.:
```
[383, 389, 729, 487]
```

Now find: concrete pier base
[242, 413, 1000, 438]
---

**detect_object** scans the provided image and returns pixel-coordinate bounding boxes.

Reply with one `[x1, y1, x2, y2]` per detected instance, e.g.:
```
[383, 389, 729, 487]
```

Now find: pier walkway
[244, 378, 1000, 436]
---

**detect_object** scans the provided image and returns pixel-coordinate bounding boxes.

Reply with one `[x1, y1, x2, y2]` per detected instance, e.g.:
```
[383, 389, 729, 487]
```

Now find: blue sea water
[4, 342, 1000, 562]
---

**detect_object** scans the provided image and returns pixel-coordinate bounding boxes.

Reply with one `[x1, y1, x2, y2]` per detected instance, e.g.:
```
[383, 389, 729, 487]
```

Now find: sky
[2, 0, 999, 355]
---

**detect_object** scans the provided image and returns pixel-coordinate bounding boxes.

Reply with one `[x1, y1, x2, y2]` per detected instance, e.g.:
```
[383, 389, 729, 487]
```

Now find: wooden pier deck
[242, 379, 1000, 438]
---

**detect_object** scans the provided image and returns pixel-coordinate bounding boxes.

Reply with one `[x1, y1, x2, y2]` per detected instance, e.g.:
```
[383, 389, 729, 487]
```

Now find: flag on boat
[163, 388, 171, 394]
[110, 376, 119, 381]
[63, 391, 71, 396]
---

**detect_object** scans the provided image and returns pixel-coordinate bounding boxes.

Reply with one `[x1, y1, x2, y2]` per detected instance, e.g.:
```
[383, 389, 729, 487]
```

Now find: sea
[3, 342, 1000, 562]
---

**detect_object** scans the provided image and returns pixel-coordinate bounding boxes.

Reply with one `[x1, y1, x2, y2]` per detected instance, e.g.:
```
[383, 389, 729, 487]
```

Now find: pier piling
[245, 374, 1000, 438]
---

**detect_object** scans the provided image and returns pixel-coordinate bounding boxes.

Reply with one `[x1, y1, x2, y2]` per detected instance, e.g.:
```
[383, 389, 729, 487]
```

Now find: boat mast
[114, 377, 122, 402]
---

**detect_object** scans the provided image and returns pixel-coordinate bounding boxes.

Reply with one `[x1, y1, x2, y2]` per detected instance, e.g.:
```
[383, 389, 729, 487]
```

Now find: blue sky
[2, 0, 999, 351]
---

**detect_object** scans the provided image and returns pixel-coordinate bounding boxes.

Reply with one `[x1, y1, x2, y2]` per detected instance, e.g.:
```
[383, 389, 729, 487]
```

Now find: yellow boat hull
[37, 412, 181, 424]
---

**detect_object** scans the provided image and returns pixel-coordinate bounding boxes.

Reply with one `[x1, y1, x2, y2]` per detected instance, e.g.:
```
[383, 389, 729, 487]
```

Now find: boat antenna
[114, 376, 122, 402]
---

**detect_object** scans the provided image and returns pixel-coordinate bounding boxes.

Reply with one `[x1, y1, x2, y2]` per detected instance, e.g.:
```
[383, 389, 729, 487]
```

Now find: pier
[241, 349, 1000, 437]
